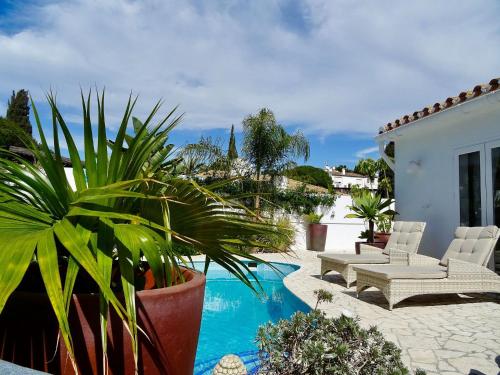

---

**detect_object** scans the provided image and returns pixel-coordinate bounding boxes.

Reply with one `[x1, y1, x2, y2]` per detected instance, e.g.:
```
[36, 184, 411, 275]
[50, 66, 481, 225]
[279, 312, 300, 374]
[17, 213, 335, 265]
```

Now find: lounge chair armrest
[389, 249, 409, 265]
[359, 244, 383, 254]
[447, 258, 498, 279]
[408, 253, 440, 266]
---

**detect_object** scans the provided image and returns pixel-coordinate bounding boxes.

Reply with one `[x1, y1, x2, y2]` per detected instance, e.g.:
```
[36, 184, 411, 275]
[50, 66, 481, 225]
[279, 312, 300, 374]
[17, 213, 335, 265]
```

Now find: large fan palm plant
[345, 191, 396, 243]
[0, 92, 278, 373]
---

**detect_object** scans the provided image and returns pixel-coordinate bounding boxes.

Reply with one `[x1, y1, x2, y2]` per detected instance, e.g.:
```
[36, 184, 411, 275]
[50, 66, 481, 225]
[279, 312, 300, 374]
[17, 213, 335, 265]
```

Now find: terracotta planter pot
[308, 223, 328, 251]
[374, 232, 391, 248]
[0, 268, 206, 375]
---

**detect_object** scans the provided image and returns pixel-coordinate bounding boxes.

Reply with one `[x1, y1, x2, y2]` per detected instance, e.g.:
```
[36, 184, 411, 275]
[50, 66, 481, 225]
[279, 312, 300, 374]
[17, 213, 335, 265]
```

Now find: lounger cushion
[318, 253, 389, 265]
[354, 265, 447, 280]
[439, 226, 499, 267]
[383, 221, 426, 255]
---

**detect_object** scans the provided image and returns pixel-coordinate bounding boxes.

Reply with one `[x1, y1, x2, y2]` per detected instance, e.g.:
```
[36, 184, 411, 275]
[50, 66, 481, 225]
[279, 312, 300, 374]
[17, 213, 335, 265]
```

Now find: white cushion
[439, 226, 499, 266]
[383, 221, 426, 255]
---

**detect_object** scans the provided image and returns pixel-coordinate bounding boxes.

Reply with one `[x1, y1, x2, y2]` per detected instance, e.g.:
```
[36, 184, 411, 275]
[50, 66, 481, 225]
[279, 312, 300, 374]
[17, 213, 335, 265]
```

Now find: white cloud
[355, 146, 379, 159]
[0, 0, 499, 134]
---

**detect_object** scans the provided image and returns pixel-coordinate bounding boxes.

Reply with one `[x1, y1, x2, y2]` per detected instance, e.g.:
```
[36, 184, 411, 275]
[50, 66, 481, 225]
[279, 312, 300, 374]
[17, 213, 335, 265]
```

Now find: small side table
[355, 241, 386, 255]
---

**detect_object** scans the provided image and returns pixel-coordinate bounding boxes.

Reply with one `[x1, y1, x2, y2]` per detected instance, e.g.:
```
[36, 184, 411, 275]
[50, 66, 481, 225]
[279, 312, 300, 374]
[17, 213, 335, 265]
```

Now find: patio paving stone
[257, 249, 500, 375]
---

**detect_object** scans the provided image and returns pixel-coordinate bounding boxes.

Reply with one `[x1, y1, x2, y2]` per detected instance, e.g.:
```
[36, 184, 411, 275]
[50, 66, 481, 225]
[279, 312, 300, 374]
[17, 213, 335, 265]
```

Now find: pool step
[194, 351, 261, 375]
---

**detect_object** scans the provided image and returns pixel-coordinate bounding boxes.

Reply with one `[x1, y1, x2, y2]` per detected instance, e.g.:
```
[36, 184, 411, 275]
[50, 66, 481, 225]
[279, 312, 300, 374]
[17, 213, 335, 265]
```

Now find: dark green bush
[285, 165, 332, 189]
[0, 117, 28, 148]
[257, 310, 425, 375]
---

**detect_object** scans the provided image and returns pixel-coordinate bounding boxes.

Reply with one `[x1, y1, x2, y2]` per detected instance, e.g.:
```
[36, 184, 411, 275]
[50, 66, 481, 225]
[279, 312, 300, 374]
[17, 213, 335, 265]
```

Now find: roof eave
[375, 88, 500, 142]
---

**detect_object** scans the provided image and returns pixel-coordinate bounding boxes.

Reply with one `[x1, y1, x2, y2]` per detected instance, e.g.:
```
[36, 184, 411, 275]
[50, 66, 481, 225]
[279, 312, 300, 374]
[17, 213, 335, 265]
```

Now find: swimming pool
[193, 261, 310, 373]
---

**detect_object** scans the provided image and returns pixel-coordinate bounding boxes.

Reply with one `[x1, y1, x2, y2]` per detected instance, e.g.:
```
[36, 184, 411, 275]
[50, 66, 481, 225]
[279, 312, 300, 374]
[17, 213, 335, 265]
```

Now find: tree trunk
[255, 167, 261, 214]
[368, 220, 374, 243]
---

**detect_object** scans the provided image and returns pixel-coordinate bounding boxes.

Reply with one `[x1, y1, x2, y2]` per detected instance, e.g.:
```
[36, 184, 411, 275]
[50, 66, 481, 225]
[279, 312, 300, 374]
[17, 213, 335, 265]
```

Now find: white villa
[324, 166, 378, 191]
[376, 77, 500, 273]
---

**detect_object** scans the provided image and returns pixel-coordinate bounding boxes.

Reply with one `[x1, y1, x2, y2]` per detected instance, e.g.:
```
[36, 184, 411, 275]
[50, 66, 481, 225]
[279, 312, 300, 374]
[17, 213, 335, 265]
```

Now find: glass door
[486, 141, 500, 273]
[456, 145, 486, 227]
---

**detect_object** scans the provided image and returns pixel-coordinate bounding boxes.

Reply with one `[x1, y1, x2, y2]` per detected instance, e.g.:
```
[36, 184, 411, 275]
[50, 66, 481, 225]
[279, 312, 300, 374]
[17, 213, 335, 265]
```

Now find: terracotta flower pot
[0, 267, 206, 375]
[374, 232, 391, 248]
[308, 223, 328, 252]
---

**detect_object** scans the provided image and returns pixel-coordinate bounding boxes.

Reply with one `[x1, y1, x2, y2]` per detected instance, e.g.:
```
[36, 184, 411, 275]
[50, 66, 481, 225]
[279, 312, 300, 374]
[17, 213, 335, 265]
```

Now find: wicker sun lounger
[318, 221, 426, 287]
[354, 226, 500, 310]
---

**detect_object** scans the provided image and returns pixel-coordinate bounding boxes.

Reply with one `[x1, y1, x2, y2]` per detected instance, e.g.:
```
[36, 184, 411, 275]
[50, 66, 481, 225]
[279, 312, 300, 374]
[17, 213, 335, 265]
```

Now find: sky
[0, 0, 499, 168]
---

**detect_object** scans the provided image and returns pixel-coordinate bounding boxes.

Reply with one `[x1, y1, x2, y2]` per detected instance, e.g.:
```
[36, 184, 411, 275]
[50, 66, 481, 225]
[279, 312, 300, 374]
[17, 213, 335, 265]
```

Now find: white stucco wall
[289, 195, 367, 253]
[382, 91, 500, 259]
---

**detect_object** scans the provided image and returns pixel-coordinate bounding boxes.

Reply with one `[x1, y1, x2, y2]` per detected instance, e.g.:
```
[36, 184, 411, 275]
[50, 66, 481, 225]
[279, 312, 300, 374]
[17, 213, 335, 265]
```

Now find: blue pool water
[193, 262, 310, 372]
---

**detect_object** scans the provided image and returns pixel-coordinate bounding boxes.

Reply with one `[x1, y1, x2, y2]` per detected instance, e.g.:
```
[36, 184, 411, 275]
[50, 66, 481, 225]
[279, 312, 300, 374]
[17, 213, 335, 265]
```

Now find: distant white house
[376, 77, 500, 272]
[324, 166, 378, 191]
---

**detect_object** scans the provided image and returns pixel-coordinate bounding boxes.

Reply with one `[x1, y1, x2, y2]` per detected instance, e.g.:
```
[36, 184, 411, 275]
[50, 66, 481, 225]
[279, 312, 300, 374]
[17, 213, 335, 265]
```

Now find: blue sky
[0, 0, 499, 168]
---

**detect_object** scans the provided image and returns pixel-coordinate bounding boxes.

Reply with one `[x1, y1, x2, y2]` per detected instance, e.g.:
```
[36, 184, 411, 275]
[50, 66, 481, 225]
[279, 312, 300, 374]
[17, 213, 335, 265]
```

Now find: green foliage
[256, 310, 421, 375]
[178, 136, 225, 176]
[256, 216, 295, 253]
[346, 192, 396, 242]
[354, 158, 378, 184]
[305, 212, 323, 224]
[0, 117, 30, 148]
[349, 184, 370, 198]
[285, 165, 331, 189]
[358, 229, 370, 240]
[227, 124, 238, 160]
[0, 91, 279, 373]
[376, 214, 392, 233]
[205, 178, 336, 217]
[6, 90, 32, 136]
[334, 164, 353, 173]
[242, 108, 310, 209]
[272, 184, 336, 216]
[313, 288, 333, 309]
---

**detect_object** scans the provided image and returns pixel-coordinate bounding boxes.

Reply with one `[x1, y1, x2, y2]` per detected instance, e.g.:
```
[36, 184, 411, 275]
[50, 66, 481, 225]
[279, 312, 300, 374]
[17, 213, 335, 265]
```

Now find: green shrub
[255, 217, 295, 253]
[285, 165, 332, 189]
[257, 311, 425, 375]
[305, 212, 323, 224]
[0, 117, 29, 147]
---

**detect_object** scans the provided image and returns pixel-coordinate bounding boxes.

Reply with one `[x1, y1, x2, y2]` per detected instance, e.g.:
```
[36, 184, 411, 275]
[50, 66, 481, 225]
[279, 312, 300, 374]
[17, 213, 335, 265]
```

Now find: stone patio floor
[257, 250, 500, 375]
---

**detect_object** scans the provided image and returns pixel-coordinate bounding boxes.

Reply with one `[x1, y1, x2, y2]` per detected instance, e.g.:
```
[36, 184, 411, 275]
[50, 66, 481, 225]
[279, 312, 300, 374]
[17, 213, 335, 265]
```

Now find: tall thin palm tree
[242, 108, 309, 211]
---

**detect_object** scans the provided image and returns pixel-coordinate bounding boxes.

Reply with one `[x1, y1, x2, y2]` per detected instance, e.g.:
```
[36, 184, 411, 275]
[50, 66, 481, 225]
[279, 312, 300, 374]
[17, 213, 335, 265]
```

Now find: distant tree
[354, 158, 378, 189]
[377, 142, 395, 198]
[178, 136, 224, 177]
[6, 90, 32, 136]
[227, 124, 238, 160]
[242, 108, 310, 210]
[0, 117, 29, 148]
[285, 165, 332, 189]
[334, 164, 352, 172]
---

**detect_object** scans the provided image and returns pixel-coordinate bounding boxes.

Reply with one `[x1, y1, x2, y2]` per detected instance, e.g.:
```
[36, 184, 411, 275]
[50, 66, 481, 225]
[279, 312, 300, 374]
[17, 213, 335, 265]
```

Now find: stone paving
[258, 250, 500, 375]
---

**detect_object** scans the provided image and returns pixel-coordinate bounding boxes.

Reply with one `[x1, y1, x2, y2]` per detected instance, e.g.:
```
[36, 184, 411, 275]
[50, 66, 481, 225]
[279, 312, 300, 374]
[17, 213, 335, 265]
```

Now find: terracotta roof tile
[379, 77, 500, 134]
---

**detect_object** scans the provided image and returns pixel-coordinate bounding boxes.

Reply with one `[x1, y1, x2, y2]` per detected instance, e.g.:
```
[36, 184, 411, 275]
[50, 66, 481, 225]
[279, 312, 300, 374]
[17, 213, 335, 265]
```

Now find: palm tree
[0, 91, 280, 373]
[242, 108, 310, 211]
[345, 191, 396, 243]
[355, 158, 378, 190]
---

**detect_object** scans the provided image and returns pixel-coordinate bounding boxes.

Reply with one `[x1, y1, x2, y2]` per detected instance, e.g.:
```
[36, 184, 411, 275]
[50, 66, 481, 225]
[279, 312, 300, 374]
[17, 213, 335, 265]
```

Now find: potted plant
[305, 212, 327, 251]
[0, 92, 278, 374]
[374, 214, 393, 247]
[346, 191, 396, 246]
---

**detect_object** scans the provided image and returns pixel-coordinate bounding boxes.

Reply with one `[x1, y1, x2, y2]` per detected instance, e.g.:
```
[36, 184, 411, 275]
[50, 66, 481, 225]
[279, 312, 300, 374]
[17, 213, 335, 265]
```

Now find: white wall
[387, 92, 500, 259]
[64, 167, 77, 191]
[289, 195, 366, 253]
